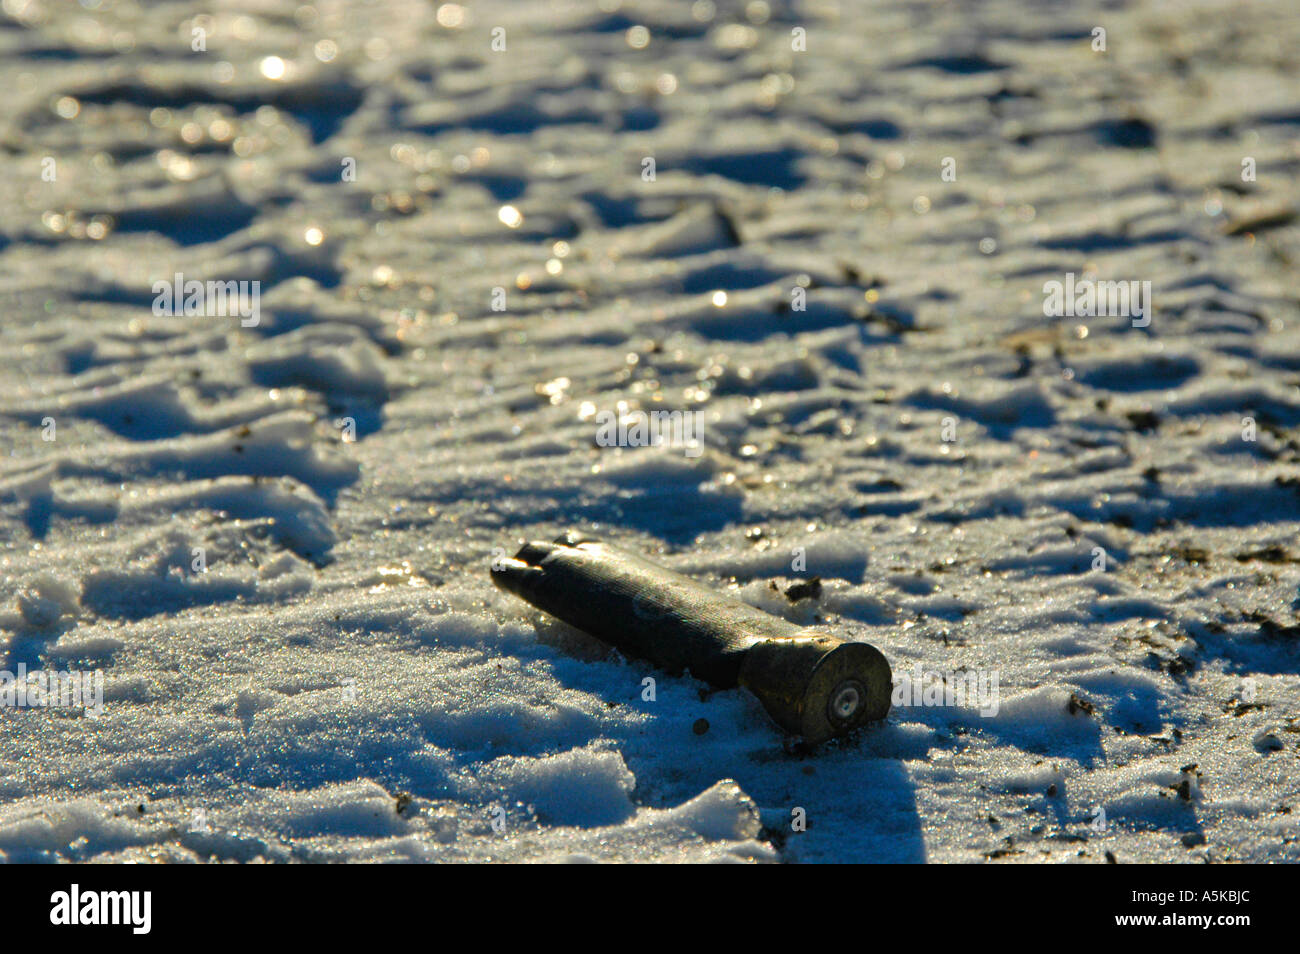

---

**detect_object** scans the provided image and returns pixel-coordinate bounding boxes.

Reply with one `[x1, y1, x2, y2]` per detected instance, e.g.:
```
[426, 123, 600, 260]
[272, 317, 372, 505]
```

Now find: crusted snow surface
[0, 0, 1297, 862]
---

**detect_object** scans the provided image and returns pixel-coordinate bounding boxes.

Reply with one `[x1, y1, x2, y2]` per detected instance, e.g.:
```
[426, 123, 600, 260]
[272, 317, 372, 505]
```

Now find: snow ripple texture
[0, 0, 1297, 862]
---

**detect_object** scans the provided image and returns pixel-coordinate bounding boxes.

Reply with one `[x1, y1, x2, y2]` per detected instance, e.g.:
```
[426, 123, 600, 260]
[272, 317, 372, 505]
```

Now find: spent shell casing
[491, 532, 892, 744]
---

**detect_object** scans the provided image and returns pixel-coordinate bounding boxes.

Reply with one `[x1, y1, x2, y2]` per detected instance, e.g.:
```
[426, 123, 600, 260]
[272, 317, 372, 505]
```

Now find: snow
[0, 0, 1297, 863]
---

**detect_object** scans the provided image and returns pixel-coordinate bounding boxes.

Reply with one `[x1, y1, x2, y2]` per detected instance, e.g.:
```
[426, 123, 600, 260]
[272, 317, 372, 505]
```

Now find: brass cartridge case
[491, 532, 891, 744]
